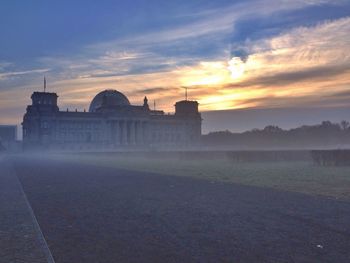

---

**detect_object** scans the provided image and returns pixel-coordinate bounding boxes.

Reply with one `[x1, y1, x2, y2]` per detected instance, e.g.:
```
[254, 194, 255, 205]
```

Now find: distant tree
[263, 125, 283, 133]
[319, 121, 341, 132]
[201, 120, 350, 149]
[247, 128, 260, 134]
[340, 120, 350, 131]
[321, 121, 333, 127]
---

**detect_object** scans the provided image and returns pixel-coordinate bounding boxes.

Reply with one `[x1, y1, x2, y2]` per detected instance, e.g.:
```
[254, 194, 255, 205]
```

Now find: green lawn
[50, 153, 350, 200]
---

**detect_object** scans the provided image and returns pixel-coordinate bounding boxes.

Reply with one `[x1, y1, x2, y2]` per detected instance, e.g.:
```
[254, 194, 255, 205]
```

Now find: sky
[0, 0, 350, 134]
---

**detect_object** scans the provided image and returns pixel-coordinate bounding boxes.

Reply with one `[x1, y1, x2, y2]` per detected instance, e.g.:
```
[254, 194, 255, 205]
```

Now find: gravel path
[0, 156, 53, 263]
[11, 156, 350, 263]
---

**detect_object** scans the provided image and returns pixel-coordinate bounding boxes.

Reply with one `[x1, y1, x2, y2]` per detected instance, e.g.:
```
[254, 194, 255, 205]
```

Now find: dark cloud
[224, 64, 350, 89]
[82, 72, 126, 78]
[326, 90, 350, 100]
[230, 3, 350, 59]
[82, 64, 176, 80]
[233, 4, 350, 41]
[228, 95, 315, 109]
[135, 87, 170, 94]
[220, 85, 350, 110]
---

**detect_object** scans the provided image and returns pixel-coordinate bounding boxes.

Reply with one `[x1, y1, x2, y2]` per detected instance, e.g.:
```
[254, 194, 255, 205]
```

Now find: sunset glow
[228, 57, 245, 80]
[178, 62, 232, 87]
[0, 1, 349, 130]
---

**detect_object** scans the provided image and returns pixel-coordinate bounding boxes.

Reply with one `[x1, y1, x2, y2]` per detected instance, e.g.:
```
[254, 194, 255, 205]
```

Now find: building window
[41, 121, 49, 129]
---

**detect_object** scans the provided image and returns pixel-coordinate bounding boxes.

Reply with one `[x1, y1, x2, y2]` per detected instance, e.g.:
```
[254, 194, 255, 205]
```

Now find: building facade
[22, 90, 202, 150]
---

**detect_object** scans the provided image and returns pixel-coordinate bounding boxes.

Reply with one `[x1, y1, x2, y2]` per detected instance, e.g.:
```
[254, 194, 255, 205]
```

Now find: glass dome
[89, 90, 130, 112]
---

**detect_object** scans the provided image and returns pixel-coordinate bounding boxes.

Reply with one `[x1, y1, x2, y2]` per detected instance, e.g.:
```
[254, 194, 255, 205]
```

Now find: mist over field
[1, 0, 350, 262]
[2, 150, 350, 262]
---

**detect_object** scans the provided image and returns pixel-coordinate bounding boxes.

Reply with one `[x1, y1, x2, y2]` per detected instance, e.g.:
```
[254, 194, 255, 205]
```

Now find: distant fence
[311, 150, 350, 166]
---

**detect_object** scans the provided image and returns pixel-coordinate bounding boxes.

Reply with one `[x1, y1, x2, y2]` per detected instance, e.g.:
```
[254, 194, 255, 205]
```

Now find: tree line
[202, 121, 350, 149]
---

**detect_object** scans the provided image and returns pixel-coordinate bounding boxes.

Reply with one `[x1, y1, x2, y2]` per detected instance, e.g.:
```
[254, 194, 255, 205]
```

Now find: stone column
[119, 120, 122, 145]
[120, 121, 124, 145]
[126, 121, 130, 145]
[122, 121, 128, 145]
[111, 121, 115, 145]
[109, 121, 114, 145]
[134, 121, 138, 145]
[136, 121, 143, 145]
[114, 121, 119, 145]
[118, 121, 122, 145]
[130, 121, 136, 145]
[142, 121, 147, 145]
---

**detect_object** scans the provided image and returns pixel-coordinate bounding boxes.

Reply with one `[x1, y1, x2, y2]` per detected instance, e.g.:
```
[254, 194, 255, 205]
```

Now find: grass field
[49, 153, 350, 200]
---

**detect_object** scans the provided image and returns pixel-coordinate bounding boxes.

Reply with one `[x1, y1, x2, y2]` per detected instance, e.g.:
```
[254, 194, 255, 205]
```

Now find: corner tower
[175, 100, 199, 117]
[30, 92, 59, 113]
[174, 100, 202, 144]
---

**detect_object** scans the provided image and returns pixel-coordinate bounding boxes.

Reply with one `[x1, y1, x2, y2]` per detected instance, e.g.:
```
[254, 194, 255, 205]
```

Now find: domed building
[89, 90, 131, 112]
[22, 88, 202, 150]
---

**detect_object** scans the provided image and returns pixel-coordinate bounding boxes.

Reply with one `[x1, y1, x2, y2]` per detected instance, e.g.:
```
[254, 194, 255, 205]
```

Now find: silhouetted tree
[341, 120, 350, 131]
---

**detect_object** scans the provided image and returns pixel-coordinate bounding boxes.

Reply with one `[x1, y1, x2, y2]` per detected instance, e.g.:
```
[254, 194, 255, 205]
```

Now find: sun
[228, 57, 245, 79]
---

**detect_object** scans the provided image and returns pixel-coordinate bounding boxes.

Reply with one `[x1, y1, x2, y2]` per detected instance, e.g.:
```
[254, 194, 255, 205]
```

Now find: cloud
[27, 0, 350, 87]
[0, 68, 50, 80]
[12, 16, 349, 113]
[129, 87, 172, 95]
[225, 64, 350, 88]
[176, 16, 350, 110]
[91, 0, 341, 49]
[1, 0, 350, 125]
[0, 61, 12, 71]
